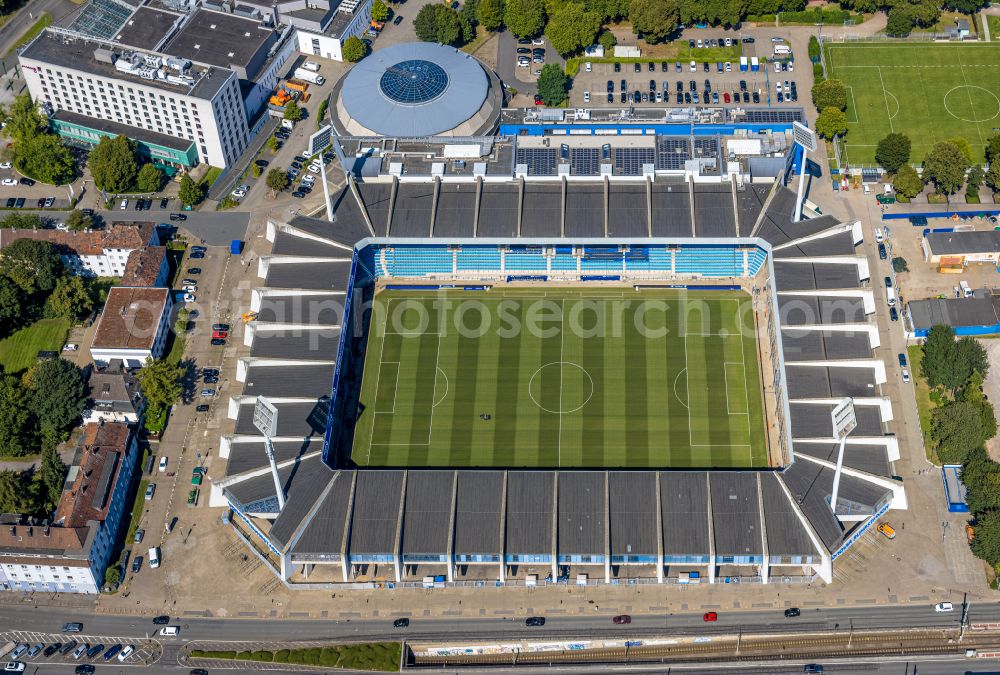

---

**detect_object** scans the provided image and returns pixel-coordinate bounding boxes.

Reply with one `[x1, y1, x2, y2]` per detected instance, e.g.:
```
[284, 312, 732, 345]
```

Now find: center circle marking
[527, 361, 594, 414]
[942, 85, 1000, 123]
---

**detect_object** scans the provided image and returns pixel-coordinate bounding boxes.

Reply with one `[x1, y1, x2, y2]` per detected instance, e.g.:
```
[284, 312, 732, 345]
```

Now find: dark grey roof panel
[650, 186, 692, 237]
[254, 294, 345, 325]
[349, 470, 404, 555]
[521, 185, 562, 238]
[793, 442, 891, 477]
[557, 471, 605, 555]
[390, 184, 435, 237]
[773, 262, 860, 291]
[782, 329, 872, 361]
[564, 185, 605, 238]
[477, 185, 520, 238]
[272, 230, 350, 257]
[926, 230, 1000, 255]
[693, 186, 736, 238]
[357, 183, 394, 237]
[454, 471, 503, 555]
[783, 460, 893, 522]
[908, 296, 998, 330]
[243, 363, 335, 399]
[785, 366, 878, 399]
[401, 471, 454, 555]
[789, 402, 884, 438]
[234, 399, 329, 438]
[608, 184, 648, 238]
[269, 458, 337, 548]
[433, 184, 476, 238]
[290, 470, 355, 556]
[294, 197, 373, 248]
[224, 438, 320, 478]
[760, 473, 815, 557]
[660, 472, 710, 555]
[506, 471, 554, 555]
[710, 473, 763, 557]
[779, 463, 843, 551]
[775, 229, 856, 258]
[251, 329, 342, 359]
[609, 472, 658, 556]
[737, 183, 770, 237]
[778, 296, 867, 326]
[758, 211, 842, 249]
[264, 261, 353, 292]
[759, 184, 796, 234]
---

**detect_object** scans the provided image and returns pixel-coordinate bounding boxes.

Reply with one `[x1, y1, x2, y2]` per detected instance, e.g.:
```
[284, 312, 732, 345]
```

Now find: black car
[739, 79, 747, 92]
[703, 62, 709, 72]
[889, 307, 899, 321]
[752, 92, 760, 103]
[255, 159, 269, 168]
[619, 92, 626, 103]
[676, 92, 683, 104]
[878, 242, 887, 260]
[63, 623, 84, 633]
[684, 92, 691, 104]
[676, 81, 682, 92]
[86, 644, 105, 658]
[784, 607, 801, 618]
[44, 644, 62, 657]
[103, 644, 122, 661]
[607, 80, 613, 92]
[134, 199, 143, 210]
[743, 91, 750, 103]
[190, 670, 209, 675]
[613, 62, 620, 72]
[898, 353, 907, 367]
[606, 93, 613, 103]
[649, 79, 656, 92]
[660, 61, 668, 72]
[14, 197, 24, 208]
[190, 251, 205, 259]
[132, 556, 143, 573]
[291, 191, 305, 198]
[19, 177, 34, 186]
[153, 615, 171, 625]
[60, 641, 78, 655]
[647, 61, 654, 71]
[742, 36, 755, 43]
[169, 213, 187, 221]
[393, 618, 410, 628]
[393, 14, 403, 24]
[75, 666, 96, 675]
[203, 368, 219, 376]
[633, 62, 640, 72]
[4, 198, 13, 208]
[81, 208, 93, 216]
[517, 38, 531, 44]
[160, 198, 169, 208]
[704, 78, 710, 91]
[516, 47, 530, 54]
[211, 338, 226, 346]
[777, 92, 783, 103]
[37, 197, 45, 208]
[187, 267, 201, 275]
[688, 39, 695, 48]
[196, 404, 210, 412]
[525, 617, 545, 626]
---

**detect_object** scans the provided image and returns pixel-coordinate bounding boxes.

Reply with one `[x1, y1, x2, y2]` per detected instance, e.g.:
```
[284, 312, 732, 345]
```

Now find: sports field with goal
[824, 42, 1000, 165]
[350, 288, 768, 469]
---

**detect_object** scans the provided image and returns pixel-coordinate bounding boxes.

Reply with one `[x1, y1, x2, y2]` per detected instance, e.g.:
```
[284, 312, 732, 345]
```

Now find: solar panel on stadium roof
[570, 147, 599, 175]
[69, 0, 134, 38]
[743, 109, 803, 124]
[515, 148, 557, 176]
[656, 137, 690, 171]
[614, 147, 655, 175]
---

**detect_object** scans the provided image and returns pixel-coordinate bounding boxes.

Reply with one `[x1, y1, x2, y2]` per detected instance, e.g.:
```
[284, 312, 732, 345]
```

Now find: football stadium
[211, 117, 904, 589]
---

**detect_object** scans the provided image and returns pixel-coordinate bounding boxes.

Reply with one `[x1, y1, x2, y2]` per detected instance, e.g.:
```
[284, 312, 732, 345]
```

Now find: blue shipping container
[231, 240, 244, 255]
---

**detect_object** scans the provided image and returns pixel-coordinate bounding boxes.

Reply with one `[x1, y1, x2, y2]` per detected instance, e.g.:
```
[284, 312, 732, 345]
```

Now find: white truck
[293, 68, 325, 85]
[886, 287, 897, 307]
[960, 280, 973, 297]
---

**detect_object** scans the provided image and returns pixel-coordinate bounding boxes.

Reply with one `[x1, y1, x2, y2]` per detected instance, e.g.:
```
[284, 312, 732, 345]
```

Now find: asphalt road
[17, 210, 252, 245]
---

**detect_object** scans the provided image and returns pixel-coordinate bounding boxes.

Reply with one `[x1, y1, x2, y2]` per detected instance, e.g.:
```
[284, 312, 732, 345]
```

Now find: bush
[235, 651, 252, 660]
[273, 650, 290, 663]
[320, 647, 341, 666]
[812, 62, 824, 85]
[249, 651, 273, 662]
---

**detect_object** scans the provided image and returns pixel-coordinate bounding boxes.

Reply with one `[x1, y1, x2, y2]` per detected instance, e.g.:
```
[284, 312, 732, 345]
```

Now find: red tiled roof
[121, 246, 167, 287]
[92, 287, 170, 350]
[0, 222, 157, 257]
[55, 422, 132, 529]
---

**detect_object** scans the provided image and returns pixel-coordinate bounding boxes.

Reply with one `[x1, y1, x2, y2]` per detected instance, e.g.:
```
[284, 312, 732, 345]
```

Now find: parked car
[3, 664, 25, 673]
[393, 618, 410, 628]
[169, 213, 187, 221]
[877, 523, 896, 539]
[59, 642, 78, 656]
[71, 644, 88, 660]
[784, 607, 801, 618]
[131, 556, 143, 573]
[75, 665, 96, 674]
[211, 338, 225, 346]
[212, 330, 228, 339]
[102, 645, 122, 661]
[62, 623, 84, 633]
[612, 615, 631, 624]
[85, 645, 104, 658]
[525, 617, 545, 627]
[160, 198, 169, 208]
[153, 616, 170, 625]
[19, 177, 34, 186]
[200, 388, 217, 397]
[118, 646, 135, 661]
[8, 647, 25, 660]
[935, 602, 954, 612]
[196, 404, 210, 412]
[703, 612, 718, 622]
[158, 456, 168, 472]
[898, 353, 907, 367]
[902, 369, 910, 383]
[134, 528, 144, 543]
[145, 483, 156, 500]
[187, 267, 201, 274]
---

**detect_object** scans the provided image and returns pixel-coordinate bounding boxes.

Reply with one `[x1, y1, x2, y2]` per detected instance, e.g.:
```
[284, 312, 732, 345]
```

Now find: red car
[534, 94, 543, 105]
[212, 330, 228, 339]
[703, 612, 718, 622]
[612, 615, 631, 625]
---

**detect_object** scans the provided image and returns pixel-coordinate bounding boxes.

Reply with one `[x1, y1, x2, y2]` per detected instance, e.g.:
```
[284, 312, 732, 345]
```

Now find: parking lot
[566, 37, 803, 108]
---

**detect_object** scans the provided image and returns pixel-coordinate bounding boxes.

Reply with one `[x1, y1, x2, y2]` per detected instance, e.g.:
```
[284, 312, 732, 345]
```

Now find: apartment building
[0, 222, 159, 278]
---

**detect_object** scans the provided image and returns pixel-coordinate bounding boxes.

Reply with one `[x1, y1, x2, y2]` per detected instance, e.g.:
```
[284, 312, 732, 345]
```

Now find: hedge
[779, 7, 863, 24]
[190, 643, 400, 671]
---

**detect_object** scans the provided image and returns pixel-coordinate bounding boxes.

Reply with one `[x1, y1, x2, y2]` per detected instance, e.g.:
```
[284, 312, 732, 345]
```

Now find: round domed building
[331, 42, 503, 137]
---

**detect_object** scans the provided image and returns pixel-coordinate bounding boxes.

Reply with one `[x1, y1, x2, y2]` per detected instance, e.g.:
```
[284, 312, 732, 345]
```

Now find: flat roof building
[92, 287, 172, 367]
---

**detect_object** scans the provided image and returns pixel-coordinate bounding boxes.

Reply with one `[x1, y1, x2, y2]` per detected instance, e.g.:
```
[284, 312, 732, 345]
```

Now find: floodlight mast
[829, 397, 857, 517]
[791, 122, 818, 222]
[253, 396, 286, 510]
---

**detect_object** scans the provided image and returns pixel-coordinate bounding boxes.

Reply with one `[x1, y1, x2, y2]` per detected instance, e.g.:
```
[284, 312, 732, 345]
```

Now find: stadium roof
[336, 43, 491, 137]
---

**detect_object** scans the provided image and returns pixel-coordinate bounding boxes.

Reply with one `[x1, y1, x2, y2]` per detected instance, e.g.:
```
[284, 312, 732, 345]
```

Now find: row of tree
[877, 132, 1000, 199]
[5, 94, 75, 186]
[88, 135, 165, 195]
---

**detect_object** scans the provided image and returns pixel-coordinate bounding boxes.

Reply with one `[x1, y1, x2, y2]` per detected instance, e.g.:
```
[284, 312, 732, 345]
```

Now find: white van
[148, 546, 161, 569]
[158, 626, 179, 637]
[301, 61, 320, 72]
[774, 44, 791, 55]
[886, 287, 897, 307]
[960, 280, 973, 297]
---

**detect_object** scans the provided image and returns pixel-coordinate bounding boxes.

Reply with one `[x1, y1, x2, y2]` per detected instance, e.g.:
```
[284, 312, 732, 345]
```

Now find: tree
[104, 566, 121, 589]
[414, 3, 440, 40]
[811, 78, 847, 112]
[0, 470, 32, 513]
[893, 163, 924, 198]
[885, 7, 912, 36]
[24, 358, 86, 436]
[414, 3, 463, 43]
[265, 167, 290, 197]
[923, 141, 970, 195]
[1, 212, 44, 230]
[0, 374, 33, 457]
[38, 439, 66, 509]
[807, 35, 821, 62]
[585, 0, 629, 21]
[986, 133, 1000, 166]
[971, 508, 1000, 567]
[536, 63, 569, 106]
[0, 238, 63, 294]
[945, 0, 986, 14]
[931, 401, 991, 464]
[628, 0, 680, 43]
[45, 276, 93, 320]
[178, 173, 205, 207]
[922, 324, 957, 389]
[545, 3, 600, 55]
[477, 0, 505, 31]
[283, 100, 304, 122]
[89, 135, 139, 193]
[949, 137, 974, 163]
[136, 164, 164, 193]
[266, 135, 281, 153]
[987, 160, 1000, 193]
[598, 29, 617, 53]
[342, 35, 367, 62]
[133, 358, 184, 415]
[5, 94, 44, 145]
[0, 276, 24, 337]
[967, 165, 984, 192]
[459, 0, 478, 43]
[15, 134, 75, 185]
[371, 0, 390, 22]
[875, 133, 911, 174]
[65, 209, 93, 233]
[892, 256, 908, 273]
[504, 0, 545, 37]
[814, 107, 848, 140]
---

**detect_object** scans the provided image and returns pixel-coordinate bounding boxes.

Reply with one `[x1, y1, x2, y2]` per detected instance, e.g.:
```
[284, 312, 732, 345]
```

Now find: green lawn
[907, 344, 939, 464]
[351, 288, 768, 469]
[825, 42, 1000, 165]
[190, 643, 400, 671]
[0, 317, 69, 374]
[988, 15, 1000, 40]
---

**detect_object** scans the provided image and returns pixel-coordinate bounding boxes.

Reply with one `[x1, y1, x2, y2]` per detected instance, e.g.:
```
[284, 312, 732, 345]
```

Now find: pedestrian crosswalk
[1, 630, 159, 666]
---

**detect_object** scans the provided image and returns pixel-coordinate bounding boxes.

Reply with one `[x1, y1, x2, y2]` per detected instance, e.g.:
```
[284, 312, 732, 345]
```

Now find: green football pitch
[350, 288, 768, 469]
[824, 42, 1000, 165]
